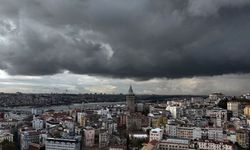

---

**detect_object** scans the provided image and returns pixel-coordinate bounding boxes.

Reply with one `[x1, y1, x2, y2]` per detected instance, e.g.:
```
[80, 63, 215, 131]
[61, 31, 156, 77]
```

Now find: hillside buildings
[0, 90, 250, 149]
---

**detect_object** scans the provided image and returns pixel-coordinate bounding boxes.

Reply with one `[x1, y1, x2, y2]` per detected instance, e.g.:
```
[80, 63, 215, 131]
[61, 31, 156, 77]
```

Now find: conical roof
[128, 85, 134, 94]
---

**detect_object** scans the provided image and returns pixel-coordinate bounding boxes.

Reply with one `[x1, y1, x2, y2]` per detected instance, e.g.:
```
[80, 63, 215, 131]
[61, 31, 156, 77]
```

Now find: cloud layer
[1, 0, 250, 79]
[0, 69, 250, 96]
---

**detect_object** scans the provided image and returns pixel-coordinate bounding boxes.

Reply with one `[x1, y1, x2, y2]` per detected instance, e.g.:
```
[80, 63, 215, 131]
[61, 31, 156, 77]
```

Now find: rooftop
[161, 138, 189, 145]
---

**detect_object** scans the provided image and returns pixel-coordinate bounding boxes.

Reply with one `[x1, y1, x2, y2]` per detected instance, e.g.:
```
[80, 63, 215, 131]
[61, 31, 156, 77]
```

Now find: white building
[166, 106, 180, 119]
[45, 137, 81, 150]
[191, 97, 204, 103]
[31, 108, 43, 115]
[32, 117, 44, 130]
[129, 133, 148, 140]
[197, 140, 233, 150]
[207, 128, 224, 141]
[150, 128, 163, 141]
[227, 130, 236, 143]
[193, 127, 202, 140]
[97, 108, 109, 116]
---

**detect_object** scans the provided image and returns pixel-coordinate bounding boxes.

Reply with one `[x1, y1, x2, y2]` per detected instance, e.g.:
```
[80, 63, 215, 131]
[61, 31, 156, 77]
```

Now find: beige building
[236, 129, 249, 149]
[244, 105, 250, 117]
[141, 144, 156, 150]
[176, 127, 193, 139]
[159, 138, 189, 150]
[141, 140, 159, 150]
[77, 112, 87, 127]
[227, 101, 239, 116]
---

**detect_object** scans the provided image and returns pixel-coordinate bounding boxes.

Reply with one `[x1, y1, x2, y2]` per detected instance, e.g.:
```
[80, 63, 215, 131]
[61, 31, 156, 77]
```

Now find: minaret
[126, 85, 135, 113]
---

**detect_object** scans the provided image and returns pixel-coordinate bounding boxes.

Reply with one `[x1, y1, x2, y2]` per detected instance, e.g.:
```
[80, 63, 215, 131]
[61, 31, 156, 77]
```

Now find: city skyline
[1, 0, 250, 95]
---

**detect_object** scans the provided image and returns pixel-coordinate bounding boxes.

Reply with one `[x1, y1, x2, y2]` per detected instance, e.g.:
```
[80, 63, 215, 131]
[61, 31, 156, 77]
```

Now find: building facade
[159, 138, 190, 150]
[197, 140, 233, 150]
[45, 137, 81, 150]
[150, 128, 163, 142]
[32, 117, 44, 130]
[84, 127, 95, 147]
[20, 130, 40, 150]
[244, 105, 250, 117]
[99, 130, 109, 148]
[236, 129, 249, 149]
[227, 101, 239, 117]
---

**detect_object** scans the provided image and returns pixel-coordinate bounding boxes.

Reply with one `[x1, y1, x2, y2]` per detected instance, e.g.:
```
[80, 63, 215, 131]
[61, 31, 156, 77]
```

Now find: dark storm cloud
[1, 0, 250, 79]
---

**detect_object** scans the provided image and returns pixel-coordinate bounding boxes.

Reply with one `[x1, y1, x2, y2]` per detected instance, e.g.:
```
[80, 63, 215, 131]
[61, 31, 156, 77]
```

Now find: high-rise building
[244, 105, 250, 117]
[126, 85, 135, 113]
[166, 106, 181, 119]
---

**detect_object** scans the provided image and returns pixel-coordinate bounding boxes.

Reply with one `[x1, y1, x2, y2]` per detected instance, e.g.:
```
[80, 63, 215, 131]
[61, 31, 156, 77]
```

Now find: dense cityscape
[0, 86, 249, 149]
[2, 0, 250, 150]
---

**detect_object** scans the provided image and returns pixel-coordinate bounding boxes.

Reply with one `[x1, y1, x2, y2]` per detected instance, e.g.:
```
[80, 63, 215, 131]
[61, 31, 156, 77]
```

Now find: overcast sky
[0, 0, 250, 95]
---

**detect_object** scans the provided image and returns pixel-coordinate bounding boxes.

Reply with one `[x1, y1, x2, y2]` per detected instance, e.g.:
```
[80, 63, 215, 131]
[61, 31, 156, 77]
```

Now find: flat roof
[46, 137, 78, 143]
[161, 138, 189, 145]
